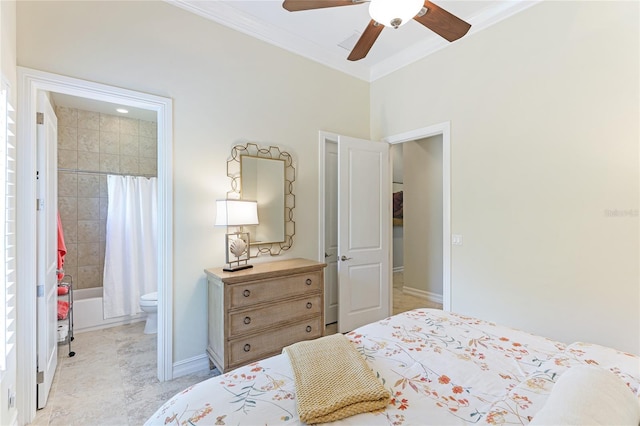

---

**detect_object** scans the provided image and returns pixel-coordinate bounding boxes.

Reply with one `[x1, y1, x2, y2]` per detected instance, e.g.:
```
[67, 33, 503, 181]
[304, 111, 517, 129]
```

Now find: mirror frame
[227, 142, 295, 256]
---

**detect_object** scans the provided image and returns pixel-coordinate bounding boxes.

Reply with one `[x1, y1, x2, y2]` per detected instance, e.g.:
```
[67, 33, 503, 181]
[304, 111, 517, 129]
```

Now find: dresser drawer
[228, 316, 322, 368]
[229, 295, 321, 337]
[229, 272, 322, 309]
[206, 258, 326, 373]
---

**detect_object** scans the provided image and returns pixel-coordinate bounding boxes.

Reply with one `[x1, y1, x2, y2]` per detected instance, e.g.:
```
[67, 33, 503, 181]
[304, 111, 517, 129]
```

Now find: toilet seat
[140, 292, 158, 334]
[140, 292, 157, 302]
[140, 292, 157, 308]
[141, 291, 157, 301]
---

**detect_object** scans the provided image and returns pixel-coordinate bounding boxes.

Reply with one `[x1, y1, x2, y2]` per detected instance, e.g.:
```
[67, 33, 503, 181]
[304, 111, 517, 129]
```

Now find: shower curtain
[103, 175, 158, 319]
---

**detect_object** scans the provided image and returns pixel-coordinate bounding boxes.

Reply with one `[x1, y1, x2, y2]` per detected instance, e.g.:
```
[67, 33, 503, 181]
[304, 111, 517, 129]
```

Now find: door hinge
[36, 370, 44, 384]
[36, 198, 44, 211]
[36, 112, 44, 125]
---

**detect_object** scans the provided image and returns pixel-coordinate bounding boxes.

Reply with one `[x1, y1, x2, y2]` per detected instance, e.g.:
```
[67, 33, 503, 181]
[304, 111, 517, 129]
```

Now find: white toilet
[139, 292, 158, 334]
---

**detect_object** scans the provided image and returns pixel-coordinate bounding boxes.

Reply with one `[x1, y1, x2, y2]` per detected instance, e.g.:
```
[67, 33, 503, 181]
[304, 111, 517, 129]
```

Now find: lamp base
[223, 264, 254, 272]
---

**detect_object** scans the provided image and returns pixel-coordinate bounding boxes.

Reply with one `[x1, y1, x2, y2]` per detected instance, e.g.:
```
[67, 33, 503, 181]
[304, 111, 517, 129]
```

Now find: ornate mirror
[227, 142, 295, 256]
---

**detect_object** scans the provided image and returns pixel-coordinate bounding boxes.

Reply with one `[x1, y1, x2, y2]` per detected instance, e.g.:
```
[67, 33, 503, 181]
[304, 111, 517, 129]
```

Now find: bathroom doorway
[53, 92, 158, 328]
[17, 67, 173, 423]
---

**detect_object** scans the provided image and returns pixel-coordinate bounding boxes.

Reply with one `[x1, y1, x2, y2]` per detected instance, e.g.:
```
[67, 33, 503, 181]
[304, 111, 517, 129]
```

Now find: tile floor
[392, 270, 443, 314]
[32, 322, 218, 426]
[33, 271, 441, 425]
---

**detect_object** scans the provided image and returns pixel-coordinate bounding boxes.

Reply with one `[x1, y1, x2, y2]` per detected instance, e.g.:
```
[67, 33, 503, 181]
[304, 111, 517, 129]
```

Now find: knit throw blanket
[283, 333, 390, 424]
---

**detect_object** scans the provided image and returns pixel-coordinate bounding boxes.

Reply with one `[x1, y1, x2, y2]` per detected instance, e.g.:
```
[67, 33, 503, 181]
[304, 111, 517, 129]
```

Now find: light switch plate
[452, 234, 463, 246]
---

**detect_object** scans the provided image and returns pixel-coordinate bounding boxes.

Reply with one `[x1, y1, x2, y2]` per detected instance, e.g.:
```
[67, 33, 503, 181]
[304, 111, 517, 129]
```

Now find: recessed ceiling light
[116, 108, 129, 114]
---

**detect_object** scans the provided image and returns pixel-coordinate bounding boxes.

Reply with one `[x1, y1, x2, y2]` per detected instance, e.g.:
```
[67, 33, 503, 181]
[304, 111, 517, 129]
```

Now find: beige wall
[1, 1, 17, 424]
[371, 1, 640, 354]
[391, 143, 403, 269]
[16, 0, 639, 372]
[56, 106, 157, 289]
[17, 1, 370, 364]
[404, 136, 443, 297]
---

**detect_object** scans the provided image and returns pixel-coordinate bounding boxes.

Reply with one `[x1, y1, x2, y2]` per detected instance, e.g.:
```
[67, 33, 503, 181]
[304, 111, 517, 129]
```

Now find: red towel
[57, 286, 69, 296]
[57, 300, 69, 320]
[57, 212, 67, 281]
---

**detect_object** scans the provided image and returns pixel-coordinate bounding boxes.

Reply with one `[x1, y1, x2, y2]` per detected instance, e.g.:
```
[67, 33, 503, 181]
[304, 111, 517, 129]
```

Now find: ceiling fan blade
[348, 20, 384, 61]
[283, 0, 362, 12]
[413, 1, 471, 42]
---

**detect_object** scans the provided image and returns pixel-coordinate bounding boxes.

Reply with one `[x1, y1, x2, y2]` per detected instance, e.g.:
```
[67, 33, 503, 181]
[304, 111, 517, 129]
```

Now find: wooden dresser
[205, 258, 326, 373]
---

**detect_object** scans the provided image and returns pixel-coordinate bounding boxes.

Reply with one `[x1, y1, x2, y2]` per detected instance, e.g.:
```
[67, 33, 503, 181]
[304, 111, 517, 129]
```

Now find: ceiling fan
[282, 0, 472, 61]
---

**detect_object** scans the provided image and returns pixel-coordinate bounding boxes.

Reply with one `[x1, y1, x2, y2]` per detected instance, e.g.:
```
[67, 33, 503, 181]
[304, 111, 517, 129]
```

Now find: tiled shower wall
[56, 106, 157, 290]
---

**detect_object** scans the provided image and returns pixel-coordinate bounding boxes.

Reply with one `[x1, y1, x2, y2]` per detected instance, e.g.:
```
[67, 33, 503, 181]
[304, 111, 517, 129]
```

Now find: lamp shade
[215, 199, 259, 227]
[369, 0, 423, 28]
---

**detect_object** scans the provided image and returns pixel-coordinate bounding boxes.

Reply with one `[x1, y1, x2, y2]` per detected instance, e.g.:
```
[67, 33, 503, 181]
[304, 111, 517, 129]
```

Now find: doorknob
[340, 255, 352, 261]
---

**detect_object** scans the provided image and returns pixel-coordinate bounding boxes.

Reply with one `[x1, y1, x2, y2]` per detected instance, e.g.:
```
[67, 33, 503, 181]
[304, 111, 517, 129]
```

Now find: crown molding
[168, 0, 372, 81]
[168, 0, 541, 83]
[369, 1, 541, 80]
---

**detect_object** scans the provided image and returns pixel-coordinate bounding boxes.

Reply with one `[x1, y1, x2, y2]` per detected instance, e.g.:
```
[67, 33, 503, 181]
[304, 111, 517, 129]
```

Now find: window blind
[0, 79, 16, 371]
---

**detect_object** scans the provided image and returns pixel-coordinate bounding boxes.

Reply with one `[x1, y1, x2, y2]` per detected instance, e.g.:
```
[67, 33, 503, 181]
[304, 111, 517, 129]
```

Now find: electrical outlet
[452, 234, 463, 246]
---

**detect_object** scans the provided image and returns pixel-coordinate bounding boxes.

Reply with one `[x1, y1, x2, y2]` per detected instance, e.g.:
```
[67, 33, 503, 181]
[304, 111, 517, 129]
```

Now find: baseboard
[172, 353, 212, 379]
[402, 286, 443, 305]
[393, 266, 404, 273]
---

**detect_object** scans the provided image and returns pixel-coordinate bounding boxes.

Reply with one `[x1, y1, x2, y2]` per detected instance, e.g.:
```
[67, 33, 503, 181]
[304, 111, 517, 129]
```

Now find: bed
[146, 309, 640, 425]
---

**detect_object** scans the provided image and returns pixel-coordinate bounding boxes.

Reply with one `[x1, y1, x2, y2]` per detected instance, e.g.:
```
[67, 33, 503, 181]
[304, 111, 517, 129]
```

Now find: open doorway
[16, 67, 173, 424]
[391, 136, 445, 313]
[384, 122, 452, 311]
[318, 123, 451, 333]
[51, 92, 158, 330]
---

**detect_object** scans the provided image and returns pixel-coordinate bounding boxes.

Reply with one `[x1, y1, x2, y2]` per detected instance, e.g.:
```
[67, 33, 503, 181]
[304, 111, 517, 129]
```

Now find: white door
[36, 92, 58, 409]
[337, 135, 391, 333]
[324, 142, 339, 324]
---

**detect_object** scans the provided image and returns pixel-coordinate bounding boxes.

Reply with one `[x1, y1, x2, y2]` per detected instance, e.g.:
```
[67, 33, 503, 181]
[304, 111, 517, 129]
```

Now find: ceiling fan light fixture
[369, 0, 424, 29]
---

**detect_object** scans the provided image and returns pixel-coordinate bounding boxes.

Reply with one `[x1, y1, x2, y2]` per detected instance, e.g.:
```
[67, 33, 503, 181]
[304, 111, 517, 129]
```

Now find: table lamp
[215, 199, 259, 272]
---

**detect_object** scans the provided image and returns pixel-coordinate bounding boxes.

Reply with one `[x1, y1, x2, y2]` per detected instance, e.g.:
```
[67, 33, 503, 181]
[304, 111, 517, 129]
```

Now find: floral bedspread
[146, 309, 640, 425]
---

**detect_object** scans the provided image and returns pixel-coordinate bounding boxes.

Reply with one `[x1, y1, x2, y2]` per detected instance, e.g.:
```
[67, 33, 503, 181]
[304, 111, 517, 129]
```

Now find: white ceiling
[51, 92, 157, 122]
[168, 0, 539, 82]
[51, 1, 538, 114]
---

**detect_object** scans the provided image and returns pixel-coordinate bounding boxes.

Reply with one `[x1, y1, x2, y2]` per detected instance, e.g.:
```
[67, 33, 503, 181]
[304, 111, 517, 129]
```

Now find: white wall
[404, 136, 443, 297]
[16, 1, 370, 365]
[371, 1, 640, 354]
[0, 1, 18, 425]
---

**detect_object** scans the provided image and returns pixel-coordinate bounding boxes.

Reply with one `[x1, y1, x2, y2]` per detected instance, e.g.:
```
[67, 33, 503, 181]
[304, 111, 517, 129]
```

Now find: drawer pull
[243, 289, 251, 297]
[305, 279, 312, 285]
[306, 326, 312, 333]
[244, 344, 251, 352]
[306, 302, 312, 309]
[243, 316, 251, 325]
